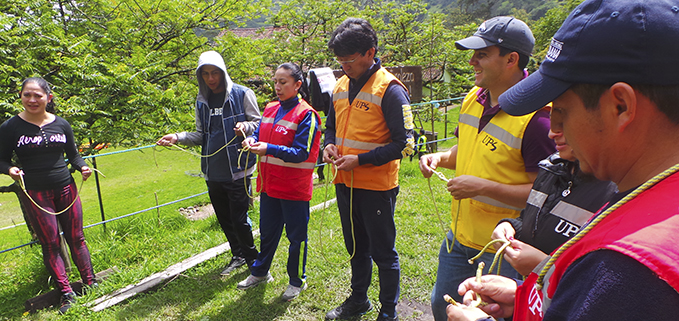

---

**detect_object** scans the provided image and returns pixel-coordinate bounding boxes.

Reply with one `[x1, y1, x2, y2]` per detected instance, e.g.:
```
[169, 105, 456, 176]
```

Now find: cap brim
[455, 36, 496, 51]
[499, 70, 572, 116]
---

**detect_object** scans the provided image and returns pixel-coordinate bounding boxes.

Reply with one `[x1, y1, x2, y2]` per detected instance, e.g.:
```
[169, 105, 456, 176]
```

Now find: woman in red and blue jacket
[238, 63, 321, 301]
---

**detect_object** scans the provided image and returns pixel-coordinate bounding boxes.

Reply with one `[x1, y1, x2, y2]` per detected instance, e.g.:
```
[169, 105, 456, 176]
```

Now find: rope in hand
[238, 142, 259, 199]
[468, 238, 512, 275]
[442, 238, 511, 310]
[424, 164, 459, 254]
[444, 262, 488, 308]
[424, 163, 512, 311]
[165, 128, 243, 158]
[317, 160, 357, 265]
[18, 167, 106, 216]
[162, 128, 257, 199]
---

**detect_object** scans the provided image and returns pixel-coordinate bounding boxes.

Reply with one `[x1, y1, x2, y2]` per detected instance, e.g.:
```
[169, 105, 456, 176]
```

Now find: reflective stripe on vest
[549, 201, 592, 226]
[335, 137, 389, 151]
[459, 113, 523, 149]
[261, 116, 299, 131]
[527, 189, 548, 209]
[453, 86, 539, 251]
[260, 155, 316, 169]
[471, 195, 523, 211]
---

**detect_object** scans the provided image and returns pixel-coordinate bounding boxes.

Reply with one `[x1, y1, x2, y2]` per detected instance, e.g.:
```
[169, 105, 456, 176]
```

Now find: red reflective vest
[256, 100, 321, 201]
[514, 171, 679, 320]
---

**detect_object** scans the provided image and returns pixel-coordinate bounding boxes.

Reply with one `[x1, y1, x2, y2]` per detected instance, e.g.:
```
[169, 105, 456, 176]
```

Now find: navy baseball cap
[500, 0, 679, 116]
[455, 16, 535, 57]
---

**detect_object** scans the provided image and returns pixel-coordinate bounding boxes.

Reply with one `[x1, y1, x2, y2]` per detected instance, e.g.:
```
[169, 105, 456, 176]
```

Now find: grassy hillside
[0, 104, 460, 320]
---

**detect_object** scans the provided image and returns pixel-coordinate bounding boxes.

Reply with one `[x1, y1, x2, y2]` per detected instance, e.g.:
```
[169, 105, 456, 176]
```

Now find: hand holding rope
[16, 165, 106, 216]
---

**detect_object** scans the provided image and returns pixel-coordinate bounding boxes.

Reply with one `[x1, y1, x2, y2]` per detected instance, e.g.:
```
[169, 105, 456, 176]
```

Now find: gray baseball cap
[455, 16, 535, 57]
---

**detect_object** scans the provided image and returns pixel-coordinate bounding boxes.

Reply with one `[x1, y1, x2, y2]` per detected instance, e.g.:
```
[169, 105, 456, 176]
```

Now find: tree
[531, 0, 583, 57]
[0, 0, 271, 153]
[365, 0, 428, 63]
[268, 0, 359, 72]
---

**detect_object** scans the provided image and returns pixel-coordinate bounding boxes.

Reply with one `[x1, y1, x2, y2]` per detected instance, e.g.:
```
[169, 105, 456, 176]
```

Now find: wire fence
[0, 96, 463, 254]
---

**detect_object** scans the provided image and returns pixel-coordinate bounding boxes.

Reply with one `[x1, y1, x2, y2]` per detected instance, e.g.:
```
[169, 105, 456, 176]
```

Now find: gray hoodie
[176, 51, 261, 181]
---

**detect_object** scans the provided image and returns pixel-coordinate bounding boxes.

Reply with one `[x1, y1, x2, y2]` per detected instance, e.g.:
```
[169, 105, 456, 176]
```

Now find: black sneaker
[58, 292, 76, 314]
[325, 298, 372, 320]
[220, 256, 246, 275]
[82, 281, 99, 295]
[376, 311, 399, 321]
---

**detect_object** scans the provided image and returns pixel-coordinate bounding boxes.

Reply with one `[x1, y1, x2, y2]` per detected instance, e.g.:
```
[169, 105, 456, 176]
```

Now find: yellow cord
[168, 128, 247, 158]
[467, 238, 511, 275]
[18, 168, 105, 216]
[424, 166, 460, 254]
[425, 165, 509, 273]
[238, 145, 260, 199]
[165, 128, 258, 199]
[318, 164, 357, 265]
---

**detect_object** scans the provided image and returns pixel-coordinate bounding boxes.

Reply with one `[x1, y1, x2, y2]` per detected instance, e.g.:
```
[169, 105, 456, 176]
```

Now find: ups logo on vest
[274, 125, 289, 135]
[354, 101, 370, 111]
[482, 135, 498, 151]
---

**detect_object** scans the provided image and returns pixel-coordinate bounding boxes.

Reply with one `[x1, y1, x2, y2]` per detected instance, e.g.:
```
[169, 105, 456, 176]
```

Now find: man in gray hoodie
[158, 51, 260, 276]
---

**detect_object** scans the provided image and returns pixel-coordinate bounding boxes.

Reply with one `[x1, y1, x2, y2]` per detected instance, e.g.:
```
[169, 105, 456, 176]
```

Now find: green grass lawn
[0, 106, 460, 320]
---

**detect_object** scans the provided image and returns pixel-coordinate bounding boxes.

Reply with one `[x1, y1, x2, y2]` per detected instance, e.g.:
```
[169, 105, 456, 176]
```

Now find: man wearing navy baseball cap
[419, 16, 555, 321]
[446, 0, 679, 320]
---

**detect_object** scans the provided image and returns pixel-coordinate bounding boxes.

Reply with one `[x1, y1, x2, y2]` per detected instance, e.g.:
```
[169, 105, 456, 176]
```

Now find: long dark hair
[20, 77, 56, 113]
[276, 62, 309, 101]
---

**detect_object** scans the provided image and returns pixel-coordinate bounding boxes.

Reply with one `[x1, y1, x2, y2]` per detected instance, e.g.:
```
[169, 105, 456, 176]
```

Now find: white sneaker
[281, 283, 307, 301]
[237, 272, 273, 290]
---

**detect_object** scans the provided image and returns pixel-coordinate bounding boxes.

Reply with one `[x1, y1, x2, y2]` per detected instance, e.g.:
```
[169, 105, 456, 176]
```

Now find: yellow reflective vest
[332, 67, 407, 191]
[453, 87, 538, 251]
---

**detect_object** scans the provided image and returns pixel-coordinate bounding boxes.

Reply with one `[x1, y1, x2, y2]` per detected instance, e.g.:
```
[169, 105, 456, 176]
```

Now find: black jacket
[499, 153, 618, 254]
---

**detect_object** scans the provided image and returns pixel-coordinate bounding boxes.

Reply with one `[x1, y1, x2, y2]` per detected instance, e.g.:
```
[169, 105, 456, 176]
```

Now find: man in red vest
[446, 0, 679, 320]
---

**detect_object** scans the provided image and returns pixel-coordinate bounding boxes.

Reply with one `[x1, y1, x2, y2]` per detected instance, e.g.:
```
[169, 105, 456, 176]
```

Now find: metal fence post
[91, 156, 106, 233]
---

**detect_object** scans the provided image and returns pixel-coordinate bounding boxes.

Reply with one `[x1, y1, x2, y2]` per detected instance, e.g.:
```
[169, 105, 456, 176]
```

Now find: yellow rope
[318, 164, 357, 265]
[467, 238, 511, 275]
[168, 128, 247, 158]
[425, 164, 511, 269]
[536, 163, 679, 289]
[165, 128, 258, 198]
[424, 166, 461, 254]
[18, 167, 105, 216]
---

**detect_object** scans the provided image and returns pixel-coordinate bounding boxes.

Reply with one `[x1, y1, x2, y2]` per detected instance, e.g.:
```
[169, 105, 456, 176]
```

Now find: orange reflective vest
[257, 100, 321, 201]
[332, 67, 407, 191]
[454, 87, 538, 251]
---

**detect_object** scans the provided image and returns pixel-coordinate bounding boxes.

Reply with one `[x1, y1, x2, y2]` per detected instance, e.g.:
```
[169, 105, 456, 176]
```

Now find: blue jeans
[431, 230, 521, 321]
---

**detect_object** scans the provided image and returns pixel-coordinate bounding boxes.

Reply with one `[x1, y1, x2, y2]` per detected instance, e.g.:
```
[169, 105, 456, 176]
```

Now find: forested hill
[245, 0, 562, 27]
[427, 0, 560, 21]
